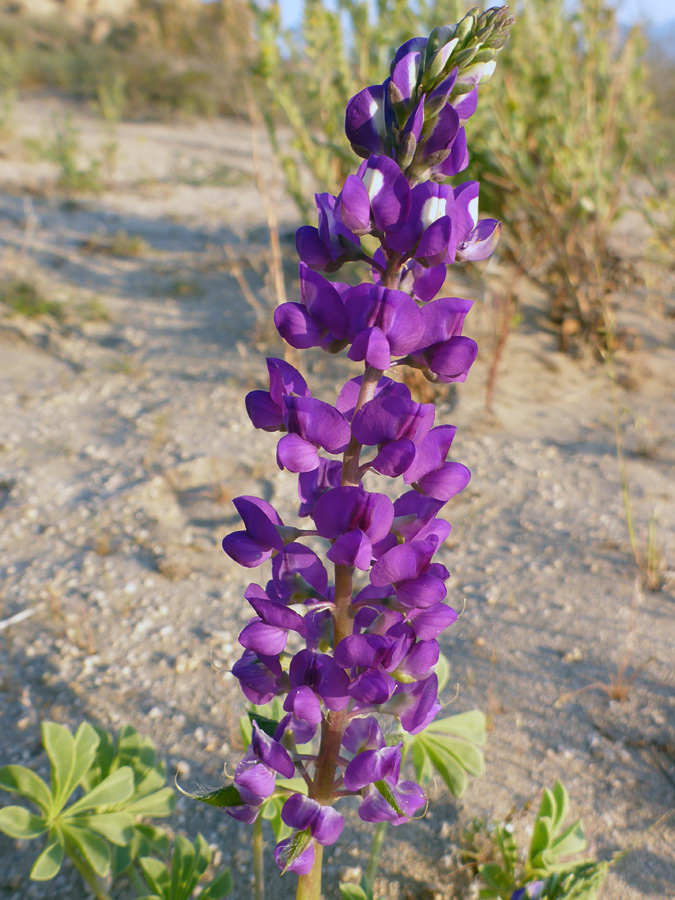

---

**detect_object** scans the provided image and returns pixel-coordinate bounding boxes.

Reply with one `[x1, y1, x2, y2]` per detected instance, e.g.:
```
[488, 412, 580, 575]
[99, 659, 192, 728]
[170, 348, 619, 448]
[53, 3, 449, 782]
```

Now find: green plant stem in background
[364, 821, 387, 893]
[66, 848, 114, 900]
[253, 808, 265, 900]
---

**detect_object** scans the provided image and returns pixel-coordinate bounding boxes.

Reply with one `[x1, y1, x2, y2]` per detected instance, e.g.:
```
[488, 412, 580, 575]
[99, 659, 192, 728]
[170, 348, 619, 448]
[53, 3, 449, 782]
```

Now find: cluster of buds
[218, 6, 513, 889]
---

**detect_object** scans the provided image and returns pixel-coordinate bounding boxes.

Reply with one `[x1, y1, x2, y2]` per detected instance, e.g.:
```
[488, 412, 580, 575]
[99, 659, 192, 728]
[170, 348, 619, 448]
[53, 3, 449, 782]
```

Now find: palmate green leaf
[0, 765, 53, 815]
[494, 825, 519, 878]
[0, 805, 46, 839]
[30, 831, 65, 881]
[199, 868, 233, 900]
[529, 815, 552, 864]
[66, 766, 134, 815]
[62, 823, 111, 877]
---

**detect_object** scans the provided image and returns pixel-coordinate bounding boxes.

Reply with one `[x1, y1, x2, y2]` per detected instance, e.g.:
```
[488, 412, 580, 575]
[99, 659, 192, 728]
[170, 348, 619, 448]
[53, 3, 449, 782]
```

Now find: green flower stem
[295, 842, 323, 900]
[365, 821, 388, 892]
[66, 849, 114, 900]
[253, 811, 265, 900]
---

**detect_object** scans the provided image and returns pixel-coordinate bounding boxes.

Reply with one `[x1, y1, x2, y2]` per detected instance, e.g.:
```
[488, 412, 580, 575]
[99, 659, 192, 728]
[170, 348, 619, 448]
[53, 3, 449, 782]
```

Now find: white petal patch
[468, 197, 479, 227]
[363, 167, 385, 201]
[421, 195, 445, 228]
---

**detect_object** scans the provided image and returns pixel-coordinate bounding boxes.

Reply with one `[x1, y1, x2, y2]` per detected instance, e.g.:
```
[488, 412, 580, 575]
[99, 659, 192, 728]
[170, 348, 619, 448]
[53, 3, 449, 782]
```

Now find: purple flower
[297, 458, 342, 518]
[345, 84, 391, 158]
[221, 496, 284, 568]
[296, 193, 361, 272]
[401, 298, 477, 384]
[231, 650, 285, 705]
[344, 743, 426, 823]
[273, 836, 315, 875]
[313, 487, 394, 569]
[336, 155, 411, 235]
[511, 883, 545, 900]
[281, 794, 344, 845]
[370, 539, 449, 610]
[275, 264, 349, 352]
[342, 717, 385, 754]
[286, 649, 350, 719]
[276, 396, 351, 473]
[344, 283, 425, 370]
[245, 357, 309, 432]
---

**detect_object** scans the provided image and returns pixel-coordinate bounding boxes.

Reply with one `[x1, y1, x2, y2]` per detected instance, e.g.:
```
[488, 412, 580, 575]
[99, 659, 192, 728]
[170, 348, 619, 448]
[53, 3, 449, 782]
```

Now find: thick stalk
[365, 821, 388, 892]
[296, 843, 323, 900]
[296, 249, 403, 900]
[253, 812, 265, 900]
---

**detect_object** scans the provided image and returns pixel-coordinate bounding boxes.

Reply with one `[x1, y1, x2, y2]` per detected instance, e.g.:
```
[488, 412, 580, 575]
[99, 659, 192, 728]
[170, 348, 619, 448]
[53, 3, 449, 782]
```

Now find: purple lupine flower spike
[217, 11, 513, 891]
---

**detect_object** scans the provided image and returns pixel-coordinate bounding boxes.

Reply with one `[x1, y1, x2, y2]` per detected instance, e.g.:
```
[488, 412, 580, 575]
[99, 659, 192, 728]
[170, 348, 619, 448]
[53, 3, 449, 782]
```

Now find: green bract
[0, 721, 174, 884]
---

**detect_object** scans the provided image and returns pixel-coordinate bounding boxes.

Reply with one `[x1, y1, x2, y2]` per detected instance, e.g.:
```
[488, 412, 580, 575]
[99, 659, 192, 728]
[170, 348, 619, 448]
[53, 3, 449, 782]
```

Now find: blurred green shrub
[0, 722, 174, 892]
[0, 0, 254, 120]
[467, 0, 652, 351]
[254, 0, 655, 351]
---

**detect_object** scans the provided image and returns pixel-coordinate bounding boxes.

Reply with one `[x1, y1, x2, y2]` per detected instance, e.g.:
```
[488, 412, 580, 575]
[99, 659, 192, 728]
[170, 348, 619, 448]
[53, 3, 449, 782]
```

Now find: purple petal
[369, 438, 416, 477]
[312, 805, 345, 845]
[233, 496, 283, 546]
[327, 529, 373, 570]
[284, 686, 322, 725]
[239, 619, 288, 655]
[453, 88, 477, 123]
[281, 793, 319, 831]
[231, 650, 283, 705]
[426, 336, 478, 381]
[299, 263, 349, 339]
[403, 425, 457, 484]
[337, 174, 373, 234]
[274, 837, 314, 874]
[361, 156, 411, 231]
[436, 126, 468, 177]
[345, 84, 388, 155]
[251, 722, 295, 778]
[245, 587, 306, 633]
[342, 717, 385, 754]
[295, 225, 332, 270]
[348, 669, 396, 705]
[395, 573, 447, 609]
[284, 396, 351, 454]
[245, 390, 283, 431]
[344, 744, 402, 791]
[417, 216, 452, 267]
[235, 759, 275, 805]
[274, 303, 324, 350]
[358, 780, 426, 824]
[334, 633, 389, 669]
[221, 531, 274, 568]
[407, 603, 458, 640]
[271, 542, 329, 598]
[276, 433, 320, 473]
[348, 326, 392, 370]
[390, 50, 421, 102]
[457, 219, 501, 262]
[370, 540, 437, 587]
[415, 461, 471, 501]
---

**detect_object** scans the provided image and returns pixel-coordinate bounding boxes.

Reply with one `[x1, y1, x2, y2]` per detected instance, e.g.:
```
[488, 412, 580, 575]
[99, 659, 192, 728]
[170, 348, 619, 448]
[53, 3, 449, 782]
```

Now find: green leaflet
[0, 765, 52, 815]
[0, 806, 46, 840]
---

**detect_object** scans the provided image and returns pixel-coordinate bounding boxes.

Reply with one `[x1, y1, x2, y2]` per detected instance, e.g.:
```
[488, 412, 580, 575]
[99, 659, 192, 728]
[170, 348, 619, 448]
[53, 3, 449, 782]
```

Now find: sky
[275, 0, 675, 30]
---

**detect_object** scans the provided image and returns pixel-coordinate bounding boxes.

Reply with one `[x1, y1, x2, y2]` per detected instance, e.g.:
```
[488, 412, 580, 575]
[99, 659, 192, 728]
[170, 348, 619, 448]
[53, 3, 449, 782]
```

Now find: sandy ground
[0, 96, 673, 900]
